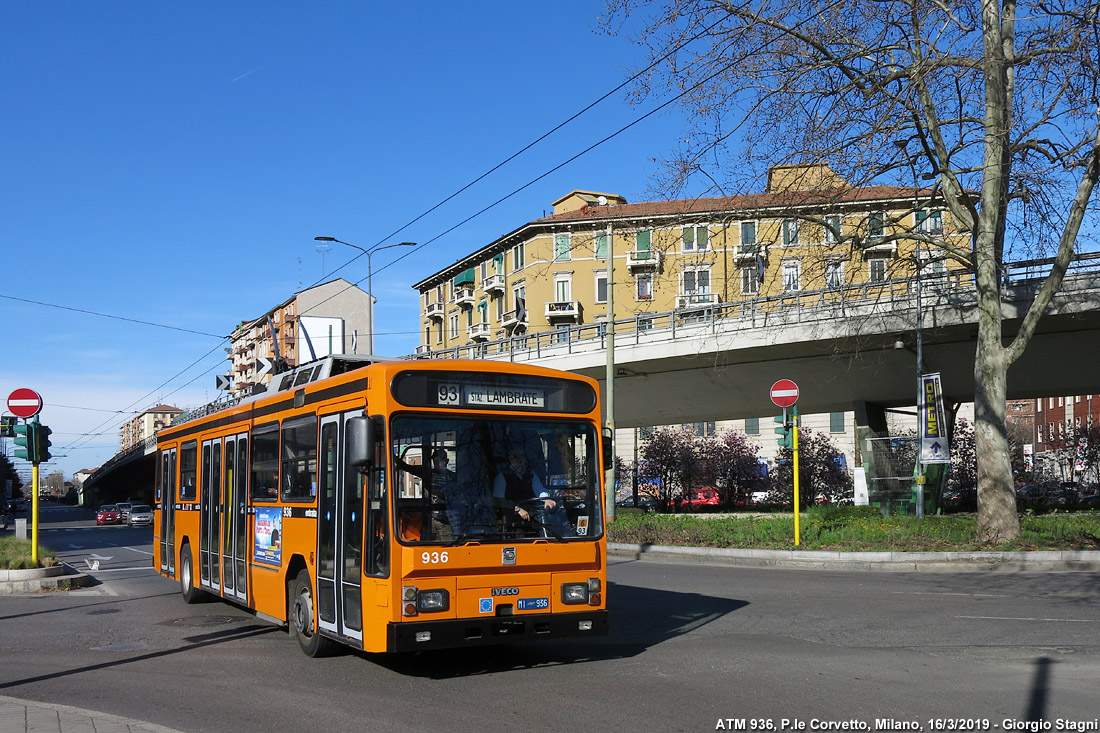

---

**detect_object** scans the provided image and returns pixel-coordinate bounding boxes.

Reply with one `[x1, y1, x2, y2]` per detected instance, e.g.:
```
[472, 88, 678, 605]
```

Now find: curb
[0, 562, 95, 594]
[608, 542, 1100, 571]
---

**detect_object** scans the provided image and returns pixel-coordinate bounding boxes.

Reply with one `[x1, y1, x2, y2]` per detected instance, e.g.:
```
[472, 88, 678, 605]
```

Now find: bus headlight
[561, 582, 589, 605]
[418, 589, 449, 613]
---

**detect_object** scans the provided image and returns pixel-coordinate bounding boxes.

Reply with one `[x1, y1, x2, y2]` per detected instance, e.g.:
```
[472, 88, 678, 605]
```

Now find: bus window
[180, 441, 197, 501]
[390, 416, 602, 545]
[251, 423, 279, 500]
[282, 415, 318, 502]
[362, 418, 388, 577]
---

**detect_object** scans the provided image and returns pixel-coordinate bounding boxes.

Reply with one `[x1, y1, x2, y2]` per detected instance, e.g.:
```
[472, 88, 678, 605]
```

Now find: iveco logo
[491, 587, 520, 596]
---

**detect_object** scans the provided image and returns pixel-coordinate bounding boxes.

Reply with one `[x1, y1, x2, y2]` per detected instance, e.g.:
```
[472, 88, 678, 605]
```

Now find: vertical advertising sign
[253, 506, 283, 565]
[919, 372, 950, 464]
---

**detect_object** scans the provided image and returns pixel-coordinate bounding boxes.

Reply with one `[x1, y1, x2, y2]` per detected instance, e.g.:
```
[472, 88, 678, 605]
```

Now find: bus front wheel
[289, 569, 338, 657]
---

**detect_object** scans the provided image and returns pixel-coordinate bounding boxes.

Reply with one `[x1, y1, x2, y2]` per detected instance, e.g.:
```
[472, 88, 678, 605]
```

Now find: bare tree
[604, 0, 1100, 541]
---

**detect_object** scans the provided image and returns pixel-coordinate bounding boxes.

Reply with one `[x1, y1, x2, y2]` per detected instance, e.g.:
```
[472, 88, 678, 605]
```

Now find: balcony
[453, 287, 476, 307]
[626, 249, 661, 272]
[502, 308, 527, 332]
[481, 273, 505, 294]
[467, 322, 492, 341]
[676, 292, 718, 310]
[545, 300, 581, 323]
[733, 243, 767, 263]
[425, 301, 445, 320]
[862, 239, 898, 257]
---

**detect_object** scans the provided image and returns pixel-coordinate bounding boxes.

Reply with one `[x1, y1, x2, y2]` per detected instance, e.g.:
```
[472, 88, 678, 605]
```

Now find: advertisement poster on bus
[919, 372, 950, 464]
[254, 506, 283, 565]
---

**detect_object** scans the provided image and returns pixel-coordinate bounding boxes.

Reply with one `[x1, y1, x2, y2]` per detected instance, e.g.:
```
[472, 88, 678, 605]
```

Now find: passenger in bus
[397, 447, 493, 539]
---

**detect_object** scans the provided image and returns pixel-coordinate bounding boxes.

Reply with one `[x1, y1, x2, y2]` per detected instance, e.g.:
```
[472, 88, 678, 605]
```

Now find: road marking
[90, 567, 159, 573]
[894, 591, 1009, 598]
[126, 546, 154, 556]
[956, 615, 1096, 623]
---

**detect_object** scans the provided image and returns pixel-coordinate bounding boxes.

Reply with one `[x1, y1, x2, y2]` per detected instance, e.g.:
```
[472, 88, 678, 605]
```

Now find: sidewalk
[0, 695, 184, 733]
[608, 542, 1100, 571]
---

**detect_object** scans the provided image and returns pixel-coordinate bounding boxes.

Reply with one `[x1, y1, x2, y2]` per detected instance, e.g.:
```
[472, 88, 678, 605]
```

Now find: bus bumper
[387, 610, 609, 653]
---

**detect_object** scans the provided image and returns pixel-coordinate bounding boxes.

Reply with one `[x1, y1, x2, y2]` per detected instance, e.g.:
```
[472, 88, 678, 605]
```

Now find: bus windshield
[391, 415, 603, 545]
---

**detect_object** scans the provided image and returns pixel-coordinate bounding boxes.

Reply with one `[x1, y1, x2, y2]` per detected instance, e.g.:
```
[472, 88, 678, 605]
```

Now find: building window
[741, 221, 756, 247]
[745, 417, 760, 435]
[740, 266, 760, 295]
[917, 210, 943, 234]
[636, 273, 653, 300]
[783, 219, 800, 246]
[682, 267, 711, 296]
[595, 271, 608, 303]
[554, 233, 571, 261]
[825, 215, 841, 243]
[436, 320, 445, 343]
[683, 225, 709, 252]
[635, 230, 652, 254]
[868, 212, 884, 238]
[448, 314, 459, 339]
[830, 412, 845, 433]
[638, 315, 654, 331]
[782, 260, 801, 292]
[686, 422, 716, 436]
[825, 260, 844, 289]
[512, 243, 525, 270]
[595, 232, 608, 259]
[554, 274, 572, 302]
[868, 257, 888, 282]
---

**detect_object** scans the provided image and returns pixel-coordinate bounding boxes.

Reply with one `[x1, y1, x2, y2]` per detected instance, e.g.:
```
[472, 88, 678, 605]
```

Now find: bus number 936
[421, 551, 449, 564]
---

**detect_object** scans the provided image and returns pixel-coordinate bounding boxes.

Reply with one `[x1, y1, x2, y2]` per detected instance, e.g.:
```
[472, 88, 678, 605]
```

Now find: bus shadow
[369, 581, 747, 677]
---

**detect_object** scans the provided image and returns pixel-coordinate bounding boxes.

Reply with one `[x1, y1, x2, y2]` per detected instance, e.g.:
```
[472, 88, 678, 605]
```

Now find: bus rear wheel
[179, 544, 207, 604]
[289, 569, 338, 657]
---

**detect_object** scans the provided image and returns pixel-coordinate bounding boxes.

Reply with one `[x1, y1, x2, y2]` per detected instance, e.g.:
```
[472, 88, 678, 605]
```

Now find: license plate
[517, 597, 549, 611]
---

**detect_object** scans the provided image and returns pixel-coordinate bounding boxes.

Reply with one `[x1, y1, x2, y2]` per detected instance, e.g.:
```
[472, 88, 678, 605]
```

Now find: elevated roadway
[423, 253, 1100, 427]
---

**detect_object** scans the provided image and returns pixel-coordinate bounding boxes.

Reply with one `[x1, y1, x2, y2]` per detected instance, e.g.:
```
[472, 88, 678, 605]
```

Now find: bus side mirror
[347, 416, 374, 469]
[602, 427, 613, 469]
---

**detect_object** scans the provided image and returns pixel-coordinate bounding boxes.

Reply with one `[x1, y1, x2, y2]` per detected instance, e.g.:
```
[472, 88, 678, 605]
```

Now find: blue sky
[0, 1, 690, 481]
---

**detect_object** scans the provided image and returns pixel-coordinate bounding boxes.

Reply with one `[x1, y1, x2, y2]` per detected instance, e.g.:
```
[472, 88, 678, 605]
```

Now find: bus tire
[289, 569, 338, 657]
[179, 544, 207, 604]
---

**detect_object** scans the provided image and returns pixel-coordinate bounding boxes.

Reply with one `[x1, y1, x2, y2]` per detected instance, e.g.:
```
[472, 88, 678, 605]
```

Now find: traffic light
[773, 414, 793, 449]
[0, 415, 15, 437]
[35, 424, 52, 462]
[13, 422, 37, 462]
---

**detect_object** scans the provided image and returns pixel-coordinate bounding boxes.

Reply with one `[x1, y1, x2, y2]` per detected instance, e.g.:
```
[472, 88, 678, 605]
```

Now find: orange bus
[155, 356, 608, 656]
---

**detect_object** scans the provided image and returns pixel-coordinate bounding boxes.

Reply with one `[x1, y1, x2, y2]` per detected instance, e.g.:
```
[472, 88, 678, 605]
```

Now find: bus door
[159, 448, 176, 575]
[317, 412, 364, 642]
[199, 438, 223, 593]
[222, 432, 248, 601]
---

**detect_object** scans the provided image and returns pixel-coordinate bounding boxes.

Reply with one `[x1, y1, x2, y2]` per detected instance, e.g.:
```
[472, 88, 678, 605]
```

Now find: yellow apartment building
[410, 163, 970, 482]
[412, 163, 967, 353]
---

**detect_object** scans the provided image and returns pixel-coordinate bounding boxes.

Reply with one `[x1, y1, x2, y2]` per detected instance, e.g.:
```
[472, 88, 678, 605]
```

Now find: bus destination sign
[438, 383, 546, 409]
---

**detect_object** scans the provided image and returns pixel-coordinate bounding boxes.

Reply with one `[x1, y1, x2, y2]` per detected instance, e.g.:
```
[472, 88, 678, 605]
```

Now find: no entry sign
[769, 379, 799, 408]
[7, 388, 43, 418]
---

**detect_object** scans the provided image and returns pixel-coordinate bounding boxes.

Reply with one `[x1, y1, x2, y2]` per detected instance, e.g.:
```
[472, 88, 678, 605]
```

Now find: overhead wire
[30, 13, 750, 464]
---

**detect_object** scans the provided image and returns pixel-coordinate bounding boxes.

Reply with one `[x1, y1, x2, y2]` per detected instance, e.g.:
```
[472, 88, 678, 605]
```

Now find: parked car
[616, 495, 659, 512]
[116, 501, 133, 521]
[96, 504, 121, 525]
[681, 487, 721, 509]
[127, 504, 154, 527]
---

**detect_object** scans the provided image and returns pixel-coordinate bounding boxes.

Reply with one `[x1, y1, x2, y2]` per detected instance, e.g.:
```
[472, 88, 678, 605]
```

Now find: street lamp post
[314, 237, 415, 355]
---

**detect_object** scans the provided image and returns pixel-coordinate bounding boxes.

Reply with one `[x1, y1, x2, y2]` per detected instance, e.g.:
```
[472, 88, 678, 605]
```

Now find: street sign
[7, 388, 43, 418]
[256, 356, 274, 380]
[769, 379, 799, 408]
